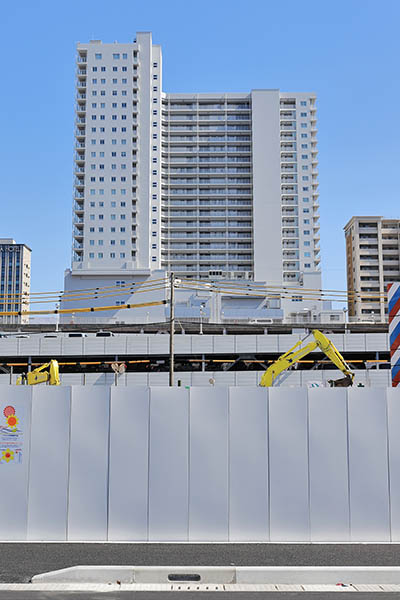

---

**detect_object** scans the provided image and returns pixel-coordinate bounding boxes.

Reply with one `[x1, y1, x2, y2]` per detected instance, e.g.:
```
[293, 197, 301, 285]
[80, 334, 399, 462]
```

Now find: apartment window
[303, 197, 309, 202]
[112, 90, 117, 96]
[121, 127, 126, 132]
[153, 98, 157, 104]
[113, 53, 120, 59]
[99, 177, 104, 182]
[91, 115, 96, 120]
[120, 240, 126, 246]
[120, 227, 126, 232]
[152, 134, 157, 139]
[90, 214, 95, 220]
[302, 176, 309, 181]
[304, 252, 311, 257]
[111, 164, 116, 169]
[302, 166, 308, 170]
[303, 219, 310, 224]
[90, 227, 95, 232]
[301, 133, 308, 138]
[122, 53, 127, 59]
[120, 214, 126, 220]
[152, 194, 157, 200]
[152, 243, 157, 249]
[111, 189, 116, 195]
[152, 169, 157, 175]
[90, 190, 95, 196]
[300, 112, 307, 117]
[112, 127, 117, 132]
[98, 227, 103, 232]
[112, 139, 117, 145]
[95, 53, 102, 59]
[101, 90, 105, 96]
[152, 232, 157, 237]
[152, 257, 157, 262]
[302, 187, 309, 191]
[152, 219, 157, 224]
[111, 227, 116, 232]
[304, 230, 310, 235]
[121, 139, 127, 145]
[90, 177, 95, 182]
[121, 115, 127, 120]
[305, 263, 311, 268]
[304, 241, 311, 246]
[99, 164, 104, 169]
[153, 62, 158, 67]
[111, 214, 116, 220]
[112, 78, 117, 84]
[99, 214, 104, 220]
[92, 91, 97, 96]
[153, 74, 158, 80]
[99, 201, 104, 206]
[300, 101, 307, 106]
[152, 145, 157, 150]
[101, 78, 106, 84]
[152, 158, 157, 163]
[121, 176, 126, 181]
[301, 144, 308, 149]
[112, 115, 117, 120]
[303, 208, 310, 213]
[98, 240, 103, 246]
[301, 154, 308, 159]
[153, 109, 158, 115]
[153, 122, 157, 127]
[92, 78, 97, 84]
[301, 123, 307, 128]
[98, 253, 103, 258]
[110, 252, 115, 258]
[89, 252, 95, 258]
[152, 206, 157, 212]
[110, 240, 116, 245]
[122, 90, 127, 96]
[122, 66, 127, 71]
[153, 86, 157, 92]
[92, 67, 97, 72]
[121, 163, 126, 169]
[111, 152, 117, 157]
[113, 66, 118, 72]
[89, 240, 94, 246]
[111, 201, 116, 207]
[152, 182, 157, 188]
[120, 253, 126, 258]
[91, 103, 97, 108]
[122, 79, 127, 84]
[112, 102, 117, 108]
[101, 66, 106, 72]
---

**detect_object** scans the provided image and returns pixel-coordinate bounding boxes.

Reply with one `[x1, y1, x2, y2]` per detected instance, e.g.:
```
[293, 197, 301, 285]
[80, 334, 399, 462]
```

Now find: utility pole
[169, 272, 175, 386]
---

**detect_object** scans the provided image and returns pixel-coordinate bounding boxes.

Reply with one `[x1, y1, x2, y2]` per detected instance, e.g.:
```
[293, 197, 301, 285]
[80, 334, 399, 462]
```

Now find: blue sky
[1, 0, 399, 300]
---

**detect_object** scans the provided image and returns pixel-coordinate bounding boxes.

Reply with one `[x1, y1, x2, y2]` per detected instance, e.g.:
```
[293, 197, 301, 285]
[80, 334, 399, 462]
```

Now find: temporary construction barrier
[0, 385, 399, 542]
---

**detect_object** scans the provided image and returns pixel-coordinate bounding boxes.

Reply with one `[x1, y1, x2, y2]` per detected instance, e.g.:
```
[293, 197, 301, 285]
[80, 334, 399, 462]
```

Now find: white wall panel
[235, 372, 258, 386]
[277, 334, 301, 352]
[148, 387, 189, 540]
[387, 389, 400, 541]
[39, 338, 63, 355]
[60, 374, 84, 385]
[189, 387, 229, 541]
[148, 335, 169, 354]
[108, 387, 149, 541]
[0, 387, 32, 540]
[192, 335, 213, 353]
[62, 338, 84, 354]
[347, 388, 390, 541]
[229, 387, 269, 541]
[308, 389, 350, 541]
[105, 337, 128, 355]
[174, 335, 192, 354]
[344, 334, 366, 352]
[83, 338, 106, 355]
[0, 338, 18, 354]
[126, 373, 148, 386]
[214, 335, 235, 353]
[148, 372, 169, 386]
[18, 338, 40, 354]
[235, 335, 257, 353]
[213, 372, 235, 386]
[191, 373, 214, 386]
[269, 387, 309, 541]
[327, 334, 344, 352]
[126, 334, 148, 354]
[67, 387, 110, 540]
[0, 374, 10, 385]
[27, 387, 71, 540]
[366, 333, 388, 351]
[256, 335, 279, 352]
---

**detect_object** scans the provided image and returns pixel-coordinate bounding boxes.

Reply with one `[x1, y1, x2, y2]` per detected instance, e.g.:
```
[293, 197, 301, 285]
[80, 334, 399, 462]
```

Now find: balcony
[76, 55, 87, 63]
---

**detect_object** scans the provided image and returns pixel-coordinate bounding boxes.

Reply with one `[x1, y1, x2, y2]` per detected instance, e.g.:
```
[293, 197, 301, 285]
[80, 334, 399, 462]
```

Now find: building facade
[344, 216, 400, 322]
[64, 32, 321, 323]
[0, 239, 31, 324]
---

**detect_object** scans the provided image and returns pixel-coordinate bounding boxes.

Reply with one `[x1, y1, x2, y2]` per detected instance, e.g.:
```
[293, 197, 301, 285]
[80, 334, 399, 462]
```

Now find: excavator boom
[260, 330, 354, 387]
[16, 360, 60, 385]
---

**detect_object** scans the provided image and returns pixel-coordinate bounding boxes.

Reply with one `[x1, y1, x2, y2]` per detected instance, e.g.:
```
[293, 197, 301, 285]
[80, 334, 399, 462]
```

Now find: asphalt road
[2, 543, 400, 584]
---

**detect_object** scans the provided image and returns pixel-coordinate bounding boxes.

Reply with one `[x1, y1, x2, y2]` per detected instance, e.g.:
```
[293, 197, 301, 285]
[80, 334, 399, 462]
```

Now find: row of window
[91, 115, 128, 120]
[88, 227, 126, 232]
[92, 66, 128, 72]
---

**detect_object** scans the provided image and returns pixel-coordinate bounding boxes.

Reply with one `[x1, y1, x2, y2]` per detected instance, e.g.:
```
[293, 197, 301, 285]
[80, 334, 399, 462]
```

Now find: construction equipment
[260, 329, 354, 387]
[16, 360, 60, 386]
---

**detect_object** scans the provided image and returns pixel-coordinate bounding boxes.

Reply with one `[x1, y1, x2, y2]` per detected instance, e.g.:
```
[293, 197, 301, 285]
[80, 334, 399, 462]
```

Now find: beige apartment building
[344, 216, 400, 322]
[0, 239, 31, 324]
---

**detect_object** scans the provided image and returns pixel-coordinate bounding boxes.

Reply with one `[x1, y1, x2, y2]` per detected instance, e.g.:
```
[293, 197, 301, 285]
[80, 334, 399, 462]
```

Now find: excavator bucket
[327, 375, 353, 388]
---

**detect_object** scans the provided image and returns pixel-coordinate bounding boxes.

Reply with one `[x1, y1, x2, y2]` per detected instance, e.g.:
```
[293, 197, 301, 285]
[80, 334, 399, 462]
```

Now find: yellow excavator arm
[16, 360, 60, 386]
[260, 329, 354, 387]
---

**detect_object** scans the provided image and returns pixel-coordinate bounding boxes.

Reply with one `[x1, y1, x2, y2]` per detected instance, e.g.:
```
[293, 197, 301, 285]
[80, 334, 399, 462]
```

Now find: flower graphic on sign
[6, 415, 18, 430]
[3, 406, 15, 418]
[2, 449, 14, 463]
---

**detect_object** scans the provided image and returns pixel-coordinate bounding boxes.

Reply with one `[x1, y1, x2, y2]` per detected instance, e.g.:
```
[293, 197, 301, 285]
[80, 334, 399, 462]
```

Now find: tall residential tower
[64, 32, 321, 322]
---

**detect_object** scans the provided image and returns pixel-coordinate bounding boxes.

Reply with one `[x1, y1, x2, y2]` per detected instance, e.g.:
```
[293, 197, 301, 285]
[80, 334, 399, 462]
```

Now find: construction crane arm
[259, 330, 354, 387]
[16, 360, 60, 386]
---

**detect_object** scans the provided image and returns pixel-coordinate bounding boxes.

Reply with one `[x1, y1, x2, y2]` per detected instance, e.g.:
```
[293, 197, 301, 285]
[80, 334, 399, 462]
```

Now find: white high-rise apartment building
[65, 32, 321, 321]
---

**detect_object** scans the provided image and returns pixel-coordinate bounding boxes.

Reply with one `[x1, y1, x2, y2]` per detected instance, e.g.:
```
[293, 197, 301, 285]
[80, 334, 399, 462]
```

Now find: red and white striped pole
[388, 282, 400, 387]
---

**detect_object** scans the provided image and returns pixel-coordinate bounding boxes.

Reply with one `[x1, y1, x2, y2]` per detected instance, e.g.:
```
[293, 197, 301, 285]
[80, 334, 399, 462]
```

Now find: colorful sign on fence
[388, 282, 400, 387]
